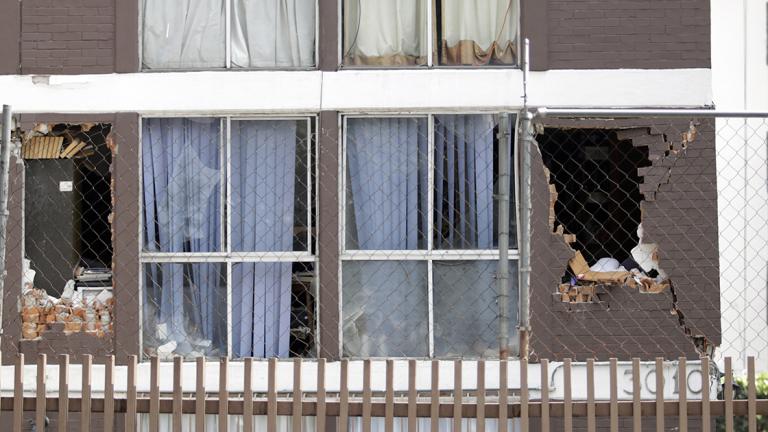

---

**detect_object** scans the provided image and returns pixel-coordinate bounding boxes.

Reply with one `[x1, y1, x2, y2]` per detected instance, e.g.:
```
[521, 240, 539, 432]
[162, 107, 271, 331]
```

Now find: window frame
[139, 0, 321, 72]
[138, 114, 319, 359]
[338, 112, 521, 358]
[338, 0, 521, 69]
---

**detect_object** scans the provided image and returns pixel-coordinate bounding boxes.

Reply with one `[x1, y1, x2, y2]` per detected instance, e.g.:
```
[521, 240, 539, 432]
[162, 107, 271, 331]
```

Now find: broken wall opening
[21, 123, 114, 340]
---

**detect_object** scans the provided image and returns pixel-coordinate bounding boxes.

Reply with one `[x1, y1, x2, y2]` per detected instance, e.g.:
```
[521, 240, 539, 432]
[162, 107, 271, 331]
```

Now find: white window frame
[139, 0, 320, 71]
[138, 114, 318, 359]
[338, 0, 522, 68]
[338, 112, 521, 358]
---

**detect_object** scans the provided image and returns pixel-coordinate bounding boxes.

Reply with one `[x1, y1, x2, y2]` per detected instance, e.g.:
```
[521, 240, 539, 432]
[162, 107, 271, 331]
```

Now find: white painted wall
[0, 68, 711, 114]
[711, 0, 768, 371]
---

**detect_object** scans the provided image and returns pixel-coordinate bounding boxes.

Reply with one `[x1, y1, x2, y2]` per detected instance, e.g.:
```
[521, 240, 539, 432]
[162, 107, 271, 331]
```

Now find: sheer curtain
[231, 120, 297, 357]
[141, 118, 224, 356]
[345, 118, 428, 249]
[434, 114, 495, 249]
[231, 0, 315, 68]
[343, 0, 427, 66]
[142, 0, 226, 69]
[440, 0, 518, 65]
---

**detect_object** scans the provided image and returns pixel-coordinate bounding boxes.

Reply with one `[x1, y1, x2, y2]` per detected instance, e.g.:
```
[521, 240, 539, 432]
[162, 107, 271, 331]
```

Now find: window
[342, 0, 519, 67]
[141, 0, 316, 70]
[341, 114, 519, 358]
[140, 117, 316, 359]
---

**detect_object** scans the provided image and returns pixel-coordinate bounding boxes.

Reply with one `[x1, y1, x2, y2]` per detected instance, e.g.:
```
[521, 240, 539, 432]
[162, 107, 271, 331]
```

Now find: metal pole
[497, 113, 511, 359]
[0, 105, 13, 341]
[516, 38, 532, 360]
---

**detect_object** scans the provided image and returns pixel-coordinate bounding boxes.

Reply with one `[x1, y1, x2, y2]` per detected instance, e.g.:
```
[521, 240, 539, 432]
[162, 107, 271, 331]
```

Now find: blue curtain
[434, 114, 496, 249]
[231, 120, 297, 358]
[346, 117, 428, 250]
[142, 118, 223, 355]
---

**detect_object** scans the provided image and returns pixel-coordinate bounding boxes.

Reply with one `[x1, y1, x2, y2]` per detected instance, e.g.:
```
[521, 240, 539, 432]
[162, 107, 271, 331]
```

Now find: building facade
[0, 0, 719, 365]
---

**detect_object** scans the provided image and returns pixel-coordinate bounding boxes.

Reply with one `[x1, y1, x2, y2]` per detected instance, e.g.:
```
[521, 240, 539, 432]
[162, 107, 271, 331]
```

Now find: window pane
[433, 260, 519, 357]
[343, 0, 428, 66]
[342, 261, 428, 357]
[143, 263, 227, 359]
[231, 120, 309, 252]
[142, 0, 226, 69]
[231, 262, 315, 358]
[142, 118, 222, 253]
[438, 0, 518, 65]
[434, 114, 517, 249]
[231, 0, 316, 68]
[345, 118, 428, 250]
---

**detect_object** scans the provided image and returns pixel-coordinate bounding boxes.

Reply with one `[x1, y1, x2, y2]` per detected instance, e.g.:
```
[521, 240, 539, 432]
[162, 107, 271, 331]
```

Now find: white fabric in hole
[442, 0, 518, 49]
[343, 0, 427, 59]
[142, 0, 226, 69]
[231, 0, 316, 68]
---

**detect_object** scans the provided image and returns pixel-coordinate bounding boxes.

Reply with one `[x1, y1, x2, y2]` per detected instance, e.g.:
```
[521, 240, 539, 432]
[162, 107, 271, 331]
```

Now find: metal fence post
[518, 109, 533, 360]
[0, 105, 12, 346]
[498, 113, 511, 358]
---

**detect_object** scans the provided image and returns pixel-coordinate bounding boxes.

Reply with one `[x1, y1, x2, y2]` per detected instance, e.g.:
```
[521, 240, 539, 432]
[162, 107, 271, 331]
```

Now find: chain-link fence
[3, 109, 767, 372]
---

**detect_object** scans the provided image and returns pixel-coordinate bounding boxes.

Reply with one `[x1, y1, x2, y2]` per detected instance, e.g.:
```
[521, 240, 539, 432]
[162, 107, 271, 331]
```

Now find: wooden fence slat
[293, 358, 302, 432]
[104, 356, 114, 432]
[564, 358, 572, 432]
[59, 354, 69, 432]
[150, 356, 160, 432]
[431, 360, 439, 432]
[609, 358, 618, 432]
[316, 358, 326, 432]
[500, 359, 508, 432]
[81, 354, 92, 432]
[454, 360, 462, 432]
[748, 356, 756, 432]
[196, 357, 206, 432]
[363, 359, 372, 432]
[173, 356, 183, 432]
[125, 355, 136, 432]
[521, 358, 528, 432]
[243, 358, 253, 432]
[339, 359, 349, 432]
[656, 358, 664, 432]
[36, 354, 46, 432]
[385, 360, 394, 432]
[477, 360, 485, 432]
[586, 358, 595, 432]
[268, 358, 277, 432]
[408, 360, 417, 432]
[725, 357, 733, 432]
[701, 356, 710, 432]
[219, 357, 229, 432]
[14, 354, 23, 432]
[678, 357, 687, 432]
[632, 358, 640, 432]
[541, 359, 550, 432]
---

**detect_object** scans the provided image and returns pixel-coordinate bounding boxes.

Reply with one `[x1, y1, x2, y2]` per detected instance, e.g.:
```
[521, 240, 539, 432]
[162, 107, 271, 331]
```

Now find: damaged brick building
[0, 0, 718, 366]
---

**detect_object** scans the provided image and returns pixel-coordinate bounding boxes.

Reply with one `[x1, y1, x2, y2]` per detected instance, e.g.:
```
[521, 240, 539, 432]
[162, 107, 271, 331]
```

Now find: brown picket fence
[2, 355, 767, 432]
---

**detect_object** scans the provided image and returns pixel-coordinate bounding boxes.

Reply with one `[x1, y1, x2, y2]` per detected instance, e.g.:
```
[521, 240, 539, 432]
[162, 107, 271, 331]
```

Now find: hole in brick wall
[21, 122, 114, 341]
[537, 128, 671, 303]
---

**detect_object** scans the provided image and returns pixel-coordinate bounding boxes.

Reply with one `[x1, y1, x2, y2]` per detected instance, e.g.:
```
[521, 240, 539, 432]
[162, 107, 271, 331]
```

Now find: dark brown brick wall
[19, 0, 115, 74]
[526, 0, 711, 70]
[528, 118, 720, 361]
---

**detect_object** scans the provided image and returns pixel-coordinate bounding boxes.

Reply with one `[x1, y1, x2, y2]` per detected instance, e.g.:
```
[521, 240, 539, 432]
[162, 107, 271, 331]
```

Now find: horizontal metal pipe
[536, 108, 768, 118]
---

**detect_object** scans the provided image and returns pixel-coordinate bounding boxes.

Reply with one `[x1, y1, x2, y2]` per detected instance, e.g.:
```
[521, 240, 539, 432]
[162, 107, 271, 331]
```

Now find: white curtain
[231, 120, 297, 357]
[441, 0, 518, 64]
[142, 0, 226, 69]
[343, 0, 427, 65]
[231, 0, 316, 68]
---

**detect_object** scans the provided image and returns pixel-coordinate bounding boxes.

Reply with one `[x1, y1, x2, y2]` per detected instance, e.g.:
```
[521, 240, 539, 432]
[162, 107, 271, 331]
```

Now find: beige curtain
[440, 0, 518, 65]
[343, 0, 428, 66]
